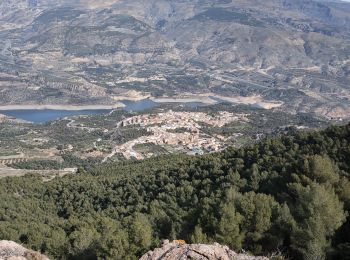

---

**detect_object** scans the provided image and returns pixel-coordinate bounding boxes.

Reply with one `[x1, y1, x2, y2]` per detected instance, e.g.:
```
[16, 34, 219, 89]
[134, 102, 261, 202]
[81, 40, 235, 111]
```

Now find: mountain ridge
[0, 0, 350, 119]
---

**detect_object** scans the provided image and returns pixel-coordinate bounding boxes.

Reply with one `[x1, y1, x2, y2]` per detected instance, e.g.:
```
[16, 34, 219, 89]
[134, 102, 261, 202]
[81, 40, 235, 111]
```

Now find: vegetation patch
[193, 8, 264, 27]
[0, 124, 349, 259]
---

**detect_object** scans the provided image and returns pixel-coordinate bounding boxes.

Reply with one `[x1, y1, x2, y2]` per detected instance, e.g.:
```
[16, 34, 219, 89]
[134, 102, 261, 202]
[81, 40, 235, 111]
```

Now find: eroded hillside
[0, 0, 350, 118]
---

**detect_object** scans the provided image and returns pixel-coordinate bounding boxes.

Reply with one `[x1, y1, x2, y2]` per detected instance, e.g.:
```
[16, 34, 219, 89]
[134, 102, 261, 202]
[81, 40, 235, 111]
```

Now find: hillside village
[104, 111, 248, 160]
[0, 103, 326, 174]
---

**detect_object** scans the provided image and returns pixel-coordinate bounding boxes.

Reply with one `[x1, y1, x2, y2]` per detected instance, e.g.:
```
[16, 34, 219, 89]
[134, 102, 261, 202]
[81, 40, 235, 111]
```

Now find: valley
[0, 121, 349, 260]
[0, 102, 327, 174]
[0, 0, 350, 120]
[1, 1, 350, 259]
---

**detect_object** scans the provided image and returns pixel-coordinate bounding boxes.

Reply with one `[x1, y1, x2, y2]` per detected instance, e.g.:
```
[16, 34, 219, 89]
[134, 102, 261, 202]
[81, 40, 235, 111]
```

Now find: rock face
[140, 240, 268, 260]
[0, 241, 49, 260]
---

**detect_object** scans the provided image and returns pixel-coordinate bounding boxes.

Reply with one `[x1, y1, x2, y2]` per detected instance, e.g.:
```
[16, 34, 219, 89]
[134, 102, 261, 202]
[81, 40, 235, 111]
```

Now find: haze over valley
[1, 1, 350, 260]
[1, 0, 350, 119]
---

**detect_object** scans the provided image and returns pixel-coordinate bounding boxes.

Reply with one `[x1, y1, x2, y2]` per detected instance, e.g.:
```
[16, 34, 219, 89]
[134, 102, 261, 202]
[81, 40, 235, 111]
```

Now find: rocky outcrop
[140, 240, 268, 260]
[0, 241, 49, 260]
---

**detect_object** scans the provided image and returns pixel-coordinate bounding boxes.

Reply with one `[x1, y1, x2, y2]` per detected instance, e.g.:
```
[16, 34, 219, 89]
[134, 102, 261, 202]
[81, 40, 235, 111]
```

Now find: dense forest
[0, 123, 350, 259]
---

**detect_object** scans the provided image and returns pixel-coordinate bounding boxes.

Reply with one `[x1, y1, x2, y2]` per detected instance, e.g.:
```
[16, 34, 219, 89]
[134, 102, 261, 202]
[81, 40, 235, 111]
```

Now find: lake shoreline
[150, 96, 217, 105]
[151, 94, 283, 109]
[0, 94, 283, 111]
[0, 103, 125, 111]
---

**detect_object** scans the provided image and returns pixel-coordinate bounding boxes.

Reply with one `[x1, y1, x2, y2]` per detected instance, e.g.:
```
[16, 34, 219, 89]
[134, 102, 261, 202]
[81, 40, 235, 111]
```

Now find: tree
[235, 192, 279, 254]
[127, 213, 153, 256]
[289, 183, 346, 260]
[190, 225, 208, 244]
[93, 216, 130, 260]
[305, 155, 339, 185]
[68, 226, 100, 259]
[216, 204, 243, 250]
[97, 228, 129, 260]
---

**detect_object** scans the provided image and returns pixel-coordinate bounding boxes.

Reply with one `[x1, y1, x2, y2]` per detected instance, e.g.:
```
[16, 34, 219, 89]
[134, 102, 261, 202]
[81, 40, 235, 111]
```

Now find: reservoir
[0, 109, 111, 124]
[121, 99, 158, 112]
[0, 99, 159, 123]
[0, 99, 209, 123]
[120, 99, 207, 111]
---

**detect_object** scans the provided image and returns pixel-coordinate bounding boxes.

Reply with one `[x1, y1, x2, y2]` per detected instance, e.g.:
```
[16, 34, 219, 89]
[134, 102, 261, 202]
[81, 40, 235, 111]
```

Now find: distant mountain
[0, 0, 350, 119]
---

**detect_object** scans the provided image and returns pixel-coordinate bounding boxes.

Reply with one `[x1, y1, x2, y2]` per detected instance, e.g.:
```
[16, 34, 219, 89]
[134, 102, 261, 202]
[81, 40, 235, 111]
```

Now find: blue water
[121, 99, 208, 111]
[209, 96, 227, 103]
[182, 102, 208, 108]
[121, 99, 158, 112]
[1, 99, 210, 123]
[1, 109, 111, 124]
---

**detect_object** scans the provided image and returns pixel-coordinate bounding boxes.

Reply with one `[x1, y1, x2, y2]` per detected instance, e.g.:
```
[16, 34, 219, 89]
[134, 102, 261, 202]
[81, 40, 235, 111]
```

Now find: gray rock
[0, 240, 49, 260]
[140, 240, 268, 260]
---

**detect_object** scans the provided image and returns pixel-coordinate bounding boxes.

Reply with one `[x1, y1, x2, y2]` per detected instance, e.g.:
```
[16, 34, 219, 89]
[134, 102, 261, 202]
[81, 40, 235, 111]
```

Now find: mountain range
[0, 0, 350, 118]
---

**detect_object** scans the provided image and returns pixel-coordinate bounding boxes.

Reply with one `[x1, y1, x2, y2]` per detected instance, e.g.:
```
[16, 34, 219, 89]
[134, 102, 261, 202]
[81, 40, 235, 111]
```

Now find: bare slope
[0, 0, 350, 118]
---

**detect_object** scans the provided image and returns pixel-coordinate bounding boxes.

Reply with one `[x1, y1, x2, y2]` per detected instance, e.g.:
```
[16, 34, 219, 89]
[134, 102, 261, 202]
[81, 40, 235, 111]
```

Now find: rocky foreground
[0, 239, 268, 260]
[0, 241, 49, 260]
[140, 240, 268, 260]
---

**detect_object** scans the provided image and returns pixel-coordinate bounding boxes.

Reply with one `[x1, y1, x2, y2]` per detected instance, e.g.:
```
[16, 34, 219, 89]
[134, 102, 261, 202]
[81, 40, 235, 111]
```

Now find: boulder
[0, 241, 49, 260]
[140, 240, 268, 260]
